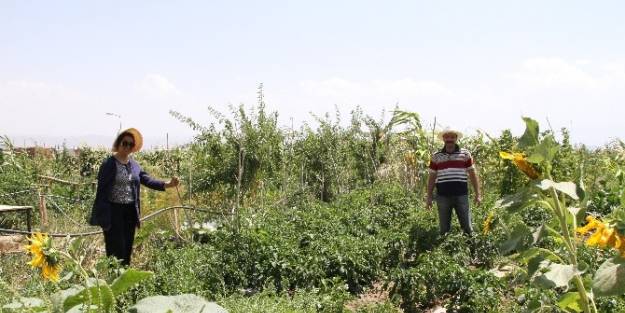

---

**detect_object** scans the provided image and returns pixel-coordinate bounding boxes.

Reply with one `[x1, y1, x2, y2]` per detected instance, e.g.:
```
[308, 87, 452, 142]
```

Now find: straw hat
[112, 128, 143, 153]
[437, 127, 463, 141]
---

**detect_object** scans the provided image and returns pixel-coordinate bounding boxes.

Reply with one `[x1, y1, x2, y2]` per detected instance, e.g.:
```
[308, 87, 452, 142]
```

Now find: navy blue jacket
[89, 156, 165, 230]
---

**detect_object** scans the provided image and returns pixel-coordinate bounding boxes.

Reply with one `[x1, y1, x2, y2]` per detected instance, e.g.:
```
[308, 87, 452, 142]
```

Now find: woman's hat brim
[112, 128, 143, 152]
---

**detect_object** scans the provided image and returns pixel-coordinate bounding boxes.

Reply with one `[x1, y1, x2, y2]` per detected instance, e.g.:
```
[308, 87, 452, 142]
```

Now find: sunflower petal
[499, 151, 515, 160]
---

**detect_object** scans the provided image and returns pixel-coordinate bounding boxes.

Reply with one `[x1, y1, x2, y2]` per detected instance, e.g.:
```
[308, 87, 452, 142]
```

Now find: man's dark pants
[436, 194, 473, 235]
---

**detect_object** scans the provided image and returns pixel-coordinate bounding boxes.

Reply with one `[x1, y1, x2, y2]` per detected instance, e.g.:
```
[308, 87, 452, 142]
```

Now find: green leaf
[68, 237, 84, 257]
[567, 207, 581, 217]
[612, 207, 625, 234]
[519, 117, 540, 149]
[567, 207, 586, 228]
[495, 187, 538, 217]
[51, 286, 82, 311]
[532, 224, 549, 245]
[533, 262, 578, 289]
[526, 299, 542, 311]
[527, 255, 545, 278]
[517, 247, 562, 264]
[537, 179, 579, 200]
[518, 247, 563, 277]
[63, 280, 114, 313]
[129, 294, 227, 313]
[577, 164, 587, 205]
[592, 256, 625, 297]
[67, 304, 99, 313]
[500, 223, 533, 254]
[526, 152, 543, 164]
[2, 297, 45, 312]
[557, 292, 583, 312]
[527, 135, 559, 164]
[110, 269, 153, 296]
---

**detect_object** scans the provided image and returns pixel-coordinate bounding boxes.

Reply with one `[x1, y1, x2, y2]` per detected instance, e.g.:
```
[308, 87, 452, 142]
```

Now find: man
[425, 128, 481, 235]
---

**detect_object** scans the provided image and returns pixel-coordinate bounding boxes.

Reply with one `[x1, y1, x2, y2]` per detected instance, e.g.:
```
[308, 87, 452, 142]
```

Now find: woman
[89, 128, 179, 265]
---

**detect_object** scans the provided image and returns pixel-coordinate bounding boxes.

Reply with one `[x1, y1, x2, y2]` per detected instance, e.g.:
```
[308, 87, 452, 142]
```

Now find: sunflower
[577, 216, 625, 257]
[25, 232, 47, 268]
[576, 216, 601, 235]
[41, 261, 62, 282]
[499, 151, 540, 179]
[483, 212, 495, 235]
[27, 251, 46, 268]
[24, 232, 62, 282]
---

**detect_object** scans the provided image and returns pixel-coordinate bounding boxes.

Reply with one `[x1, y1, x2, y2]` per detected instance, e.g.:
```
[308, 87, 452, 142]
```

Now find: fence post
[38, 185, 48, 230]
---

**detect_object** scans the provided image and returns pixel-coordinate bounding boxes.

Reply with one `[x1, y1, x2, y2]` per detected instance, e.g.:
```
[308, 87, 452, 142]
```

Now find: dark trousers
[103, 203, 138, 266]
[436, 194, 473, 235]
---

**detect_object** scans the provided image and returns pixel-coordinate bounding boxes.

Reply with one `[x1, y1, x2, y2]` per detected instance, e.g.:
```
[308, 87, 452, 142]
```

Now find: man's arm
[426, 170, 437, 210]
[468, 167, 482, 205]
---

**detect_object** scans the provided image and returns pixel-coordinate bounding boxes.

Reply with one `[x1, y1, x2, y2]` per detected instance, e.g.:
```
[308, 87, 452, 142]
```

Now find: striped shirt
[429, 145, 474, 196]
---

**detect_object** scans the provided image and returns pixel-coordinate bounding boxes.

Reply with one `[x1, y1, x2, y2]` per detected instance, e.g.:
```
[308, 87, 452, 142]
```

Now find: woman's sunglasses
[121, 141, 135, 148]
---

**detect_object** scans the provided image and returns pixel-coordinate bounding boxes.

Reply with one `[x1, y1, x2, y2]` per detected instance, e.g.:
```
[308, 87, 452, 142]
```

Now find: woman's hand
[164, 177, 180, 188]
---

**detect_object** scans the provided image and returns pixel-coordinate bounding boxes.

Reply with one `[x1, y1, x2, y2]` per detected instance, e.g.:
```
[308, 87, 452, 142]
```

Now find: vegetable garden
[2, 95, 625, 312]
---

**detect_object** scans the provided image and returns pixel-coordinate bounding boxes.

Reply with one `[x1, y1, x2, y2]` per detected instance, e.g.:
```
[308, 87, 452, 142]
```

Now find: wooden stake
[38, 187, 48, 229]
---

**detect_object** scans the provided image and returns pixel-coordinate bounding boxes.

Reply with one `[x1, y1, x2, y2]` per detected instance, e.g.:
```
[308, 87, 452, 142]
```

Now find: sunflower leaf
[518, 117, 540, 149]
[500, 223, 533, 254]
[537, 179, 579, 200]
[557, 292, 584, 312]
[533, 262, 578, 289]
[592, 256, 625, 297]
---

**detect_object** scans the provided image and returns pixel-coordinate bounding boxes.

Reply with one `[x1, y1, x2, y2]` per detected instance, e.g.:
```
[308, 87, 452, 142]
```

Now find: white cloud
[509, 57, 598, 89]
[0, 80, 84, 114]
[0, 80, 80, 99]
[137, 74, 181, 97]
[371, 79, 450, 97]
[0, 80, 102, 136]
[299, 78, 451, 106]
[600, 62, 625, 86]
[300, 78, 363, 99]
[4, 57, 625, 147]
[507, 58, 625, 91]
[289, 61, 625, 146]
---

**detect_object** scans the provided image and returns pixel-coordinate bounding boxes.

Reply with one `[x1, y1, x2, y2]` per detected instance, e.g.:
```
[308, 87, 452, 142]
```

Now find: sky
[1, 1, 624, 148]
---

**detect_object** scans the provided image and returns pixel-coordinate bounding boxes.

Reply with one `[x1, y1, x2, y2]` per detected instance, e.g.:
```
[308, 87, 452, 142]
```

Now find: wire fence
[0, 205, 226, 237]
[1, 188, 228, 238]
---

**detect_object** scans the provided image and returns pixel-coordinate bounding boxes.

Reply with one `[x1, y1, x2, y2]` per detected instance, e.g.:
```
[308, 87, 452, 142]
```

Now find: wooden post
[188, 162, 192, 204]
[166, 134, 181, 239]
[38, 187, 48, 229]
[26, 207, 32, 232]
[173, 209, 180, 237]
[234, 146, 245, 232]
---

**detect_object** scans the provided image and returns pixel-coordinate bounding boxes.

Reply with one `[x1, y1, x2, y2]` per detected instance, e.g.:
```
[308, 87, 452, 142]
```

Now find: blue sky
[1, 1, 624, 147]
